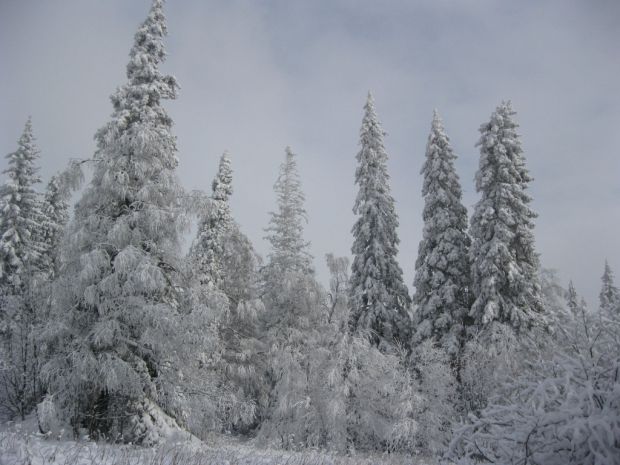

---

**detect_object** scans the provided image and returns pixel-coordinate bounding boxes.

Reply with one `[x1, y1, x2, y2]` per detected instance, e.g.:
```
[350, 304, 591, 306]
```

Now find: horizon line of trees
[1, 1, 618, 462]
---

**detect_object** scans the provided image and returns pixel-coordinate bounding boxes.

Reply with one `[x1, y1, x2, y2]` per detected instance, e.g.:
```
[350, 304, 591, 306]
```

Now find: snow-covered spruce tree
[412, 110, 471, 356]
[349, 93, 411, 350]
[263, 146, 313, 279]
[260, 145, 317, 353]
[258, 147, 327, 447]
[0, 119, 45, 420]
[599, 260, 619, 318]
[215, 222, 266, 434]
[567, 280, 580, 318]
[205, 157, 266, 433]
[190, 151, 233, 288]
[38, 176, 69, 278]
[41, 0, 191, 443]
[469, 101, 543, 334]
[0, 118, 43, 291]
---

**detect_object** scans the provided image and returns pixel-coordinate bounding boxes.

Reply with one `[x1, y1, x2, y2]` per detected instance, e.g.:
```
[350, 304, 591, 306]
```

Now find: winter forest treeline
[1, 1, 619, 464]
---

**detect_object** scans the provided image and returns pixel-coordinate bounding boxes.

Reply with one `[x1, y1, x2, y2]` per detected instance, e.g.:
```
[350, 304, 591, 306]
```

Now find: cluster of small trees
[1, 0, 618, 461]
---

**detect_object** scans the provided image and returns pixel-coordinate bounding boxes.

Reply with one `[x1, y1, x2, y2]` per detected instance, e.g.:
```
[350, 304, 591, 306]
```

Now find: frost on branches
[448, 302, 620, 465]
[469, 101, 544, 334]
[349, 93, 411, 350]
[41, 0, 191, 443]
[412, 110, 471, 356]
[257, 255, 419, 455]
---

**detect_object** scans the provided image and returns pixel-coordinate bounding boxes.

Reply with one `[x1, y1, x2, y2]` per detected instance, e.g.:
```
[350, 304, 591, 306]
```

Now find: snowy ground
[0, 422, 434, 465]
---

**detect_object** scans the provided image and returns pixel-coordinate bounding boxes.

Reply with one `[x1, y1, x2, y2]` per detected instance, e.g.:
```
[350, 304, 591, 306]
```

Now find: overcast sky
[1, 0, 618, 306]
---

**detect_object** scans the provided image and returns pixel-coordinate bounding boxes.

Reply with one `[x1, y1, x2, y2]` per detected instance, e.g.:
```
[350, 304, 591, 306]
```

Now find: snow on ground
[0, 422, 434, 465]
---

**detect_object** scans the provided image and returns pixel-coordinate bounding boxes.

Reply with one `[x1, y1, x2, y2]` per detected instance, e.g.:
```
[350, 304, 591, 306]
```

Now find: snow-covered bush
[409, 340, 457, 455]
[458, 322, 532, 415]
[447, 306, 620, 464]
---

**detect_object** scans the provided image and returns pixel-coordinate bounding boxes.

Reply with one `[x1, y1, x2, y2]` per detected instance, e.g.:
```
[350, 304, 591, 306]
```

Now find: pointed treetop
[264, 146, 313, 276]
[124, 0, 177, 99]
[212, 151, 233, 201]
[366, 90, 374, 104]
[599, 259, 619, 315]
[0, 118, 43, 286]
[4, 117, 41, 181]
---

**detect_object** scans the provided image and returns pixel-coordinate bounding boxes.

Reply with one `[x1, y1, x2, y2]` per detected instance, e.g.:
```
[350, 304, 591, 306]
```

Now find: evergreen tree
[263, 146, 313, 278]
[348, 93, 411, 350]
[564, 281, 589, 335]
[39, 175, 70, 278]
[0, 118, 43, 291]
[259, 147, 324, 441]
[190, 151, 233, 288]
[412, 110, 471, 355]
[567, 280, 579, 317]
[599, 260, 619, 317]
[43, 0, 189, 443]
[469, 101, 543, 333]
[0, 118, 45, 420]
[216, 222, 266, 433]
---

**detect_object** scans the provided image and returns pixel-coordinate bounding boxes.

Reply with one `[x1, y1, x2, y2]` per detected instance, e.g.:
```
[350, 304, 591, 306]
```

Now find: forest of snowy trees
[0, 1, 618, 464]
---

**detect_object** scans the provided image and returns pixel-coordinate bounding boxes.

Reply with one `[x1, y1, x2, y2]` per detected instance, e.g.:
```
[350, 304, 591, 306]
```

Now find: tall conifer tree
[412, 110, 471, 355]
[349, 93, 411, 349]
[191, 151, 233, 288]
[0, 118, 44, 420]
[44, 0, 188, 442]
[599, 260, 619, 317]
[0, 118, 42, 291]
[264, 146, 313, 278]
[469, 101, 543, 332]
[39, 175, 70, 277]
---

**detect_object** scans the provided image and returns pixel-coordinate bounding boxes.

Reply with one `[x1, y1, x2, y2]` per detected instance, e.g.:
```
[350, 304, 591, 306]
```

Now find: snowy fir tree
[215, 222, 266, 434]
[41, 0, 192, 443]
[349, 93, 411, 350]
[190, 151, 233, 288]
[38, 175, 70, 277]
[567, 280, 579, 317]
[189, 158, 266, 433]
[0, 118, 43, 291]
[469, 101, 543, 334]
[263, 146, 313, 279]
[412, 110, 471, 356]
[599, 260, 619, 318]
[260, 145, 317, 346]
[258, 147, 329, 446]
[0, 119, 45, 420]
